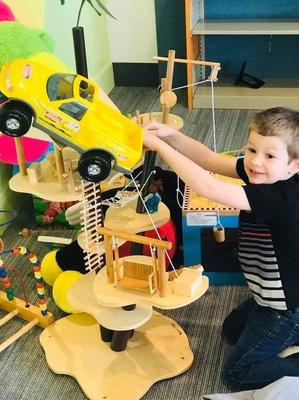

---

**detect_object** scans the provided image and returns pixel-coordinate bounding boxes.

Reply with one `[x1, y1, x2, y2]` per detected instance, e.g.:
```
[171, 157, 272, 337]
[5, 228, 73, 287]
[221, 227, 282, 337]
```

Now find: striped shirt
[237, 158, 299, 312]
[238, 222, 287, 310]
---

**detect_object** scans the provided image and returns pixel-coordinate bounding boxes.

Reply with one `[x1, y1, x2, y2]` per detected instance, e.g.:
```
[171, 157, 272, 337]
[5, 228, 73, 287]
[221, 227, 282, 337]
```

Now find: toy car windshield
[47, 74, 95, 103]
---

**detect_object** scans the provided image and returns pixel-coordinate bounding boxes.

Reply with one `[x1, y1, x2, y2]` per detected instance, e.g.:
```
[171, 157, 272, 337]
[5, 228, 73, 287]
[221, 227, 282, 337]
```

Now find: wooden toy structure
[3, 49, 221, 399]
[40, 224, 208, 400]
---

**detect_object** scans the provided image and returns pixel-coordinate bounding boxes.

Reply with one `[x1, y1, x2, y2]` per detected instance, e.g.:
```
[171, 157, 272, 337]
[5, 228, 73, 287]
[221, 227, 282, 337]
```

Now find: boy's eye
[266, 154, 275, 159]
[247, 147, 255, 153]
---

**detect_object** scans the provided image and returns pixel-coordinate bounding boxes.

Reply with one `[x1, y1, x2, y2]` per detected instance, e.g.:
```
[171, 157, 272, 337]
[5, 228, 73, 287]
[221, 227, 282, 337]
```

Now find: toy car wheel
[78, 150, 113, 183]
[0, 106, 32, 137]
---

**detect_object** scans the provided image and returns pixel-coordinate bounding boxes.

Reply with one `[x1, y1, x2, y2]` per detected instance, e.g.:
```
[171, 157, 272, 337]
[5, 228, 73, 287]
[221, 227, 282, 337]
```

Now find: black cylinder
[99, 325, 114, 343]
[72, 26, 88, 78]
[110, 330, 134, 352]
[136, 151, 157, 213]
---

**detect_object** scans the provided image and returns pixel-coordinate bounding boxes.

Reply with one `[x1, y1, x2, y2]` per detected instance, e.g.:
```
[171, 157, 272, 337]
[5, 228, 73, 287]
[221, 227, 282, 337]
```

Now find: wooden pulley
[160, 90, 177, 108]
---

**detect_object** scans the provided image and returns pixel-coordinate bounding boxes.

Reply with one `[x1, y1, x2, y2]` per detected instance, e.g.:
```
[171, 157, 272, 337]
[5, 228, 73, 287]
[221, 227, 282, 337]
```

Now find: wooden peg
[54, 145, 65, 186]
[162, 50, 176, 124]
[14, 137, 27, 176]
[135, 110, 141, 126]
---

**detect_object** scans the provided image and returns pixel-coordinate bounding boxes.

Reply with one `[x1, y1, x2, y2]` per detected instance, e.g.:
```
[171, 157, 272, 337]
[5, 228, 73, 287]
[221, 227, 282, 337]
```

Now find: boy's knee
[222, 309, 248, 345]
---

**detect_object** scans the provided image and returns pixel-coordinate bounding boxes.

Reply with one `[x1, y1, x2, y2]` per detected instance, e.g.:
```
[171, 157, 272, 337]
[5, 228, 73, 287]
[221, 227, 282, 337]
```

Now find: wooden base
[40, 311, 193, 400]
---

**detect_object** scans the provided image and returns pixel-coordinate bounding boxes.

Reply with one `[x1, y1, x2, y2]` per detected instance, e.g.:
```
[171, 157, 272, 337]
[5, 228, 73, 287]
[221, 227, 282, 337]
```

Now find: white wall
[107, 0, 158, 63]
[45, 0, 114, 93]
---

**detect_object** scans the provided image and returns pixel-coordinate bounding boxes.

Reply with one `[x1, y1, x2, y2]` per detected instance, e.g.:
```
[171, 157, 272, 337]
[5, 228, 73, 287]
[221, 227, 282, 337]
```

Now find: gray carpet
[0, 87, 254, 399]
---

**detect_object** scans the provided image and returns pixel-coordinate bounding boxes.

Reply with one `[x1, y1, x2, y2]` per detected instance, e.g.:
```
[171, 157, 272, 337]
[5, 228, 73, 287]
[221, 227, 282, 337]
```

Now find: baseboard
[93, 62, 115, 94]
[112, 63, 159, 87]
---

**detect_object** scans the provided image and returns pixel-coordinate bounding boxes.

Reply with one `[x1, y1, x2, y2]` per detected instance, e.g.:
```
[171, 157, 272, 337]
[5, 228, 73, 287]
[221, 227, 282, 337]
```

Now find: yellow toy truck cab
[0, 58, 143, 182]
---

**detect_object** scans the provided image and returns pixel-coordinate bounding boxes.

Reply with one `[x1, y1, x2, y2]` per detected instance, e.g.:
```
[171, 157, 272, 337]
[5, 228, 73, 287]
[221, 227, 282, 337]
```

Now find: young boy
[143, 107, 299, 390]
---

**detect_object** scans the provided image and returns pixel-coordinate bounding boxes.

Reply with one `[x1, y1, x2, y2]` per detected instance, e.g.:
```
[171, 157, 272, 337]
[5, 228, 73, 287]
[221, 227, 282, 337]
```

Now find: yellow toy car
[0, 58, 143, 182]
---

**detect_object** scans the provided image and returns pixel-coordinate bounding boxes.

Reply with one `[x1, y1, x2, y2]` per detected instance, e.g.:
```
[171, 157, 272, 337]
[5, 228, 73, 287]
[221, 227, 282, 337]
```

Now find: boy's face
[244, 130, 298, 184]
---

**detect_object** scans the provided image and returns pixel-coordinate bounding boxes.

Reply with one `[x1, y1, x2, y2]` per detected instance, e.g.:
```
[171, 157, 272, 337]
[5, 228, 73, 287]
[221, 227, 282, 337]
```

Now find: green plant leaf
[60, 0, 116, 20]
[91, 0, 116, 19]
[76, 0, 87, 27]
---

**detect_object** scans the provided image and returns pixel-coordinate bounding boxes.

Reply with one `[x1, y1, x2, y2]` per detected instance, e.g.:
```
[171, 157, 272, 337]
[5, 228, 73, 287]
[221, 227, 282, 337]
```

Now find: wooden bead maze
[0, 240, 54, 352]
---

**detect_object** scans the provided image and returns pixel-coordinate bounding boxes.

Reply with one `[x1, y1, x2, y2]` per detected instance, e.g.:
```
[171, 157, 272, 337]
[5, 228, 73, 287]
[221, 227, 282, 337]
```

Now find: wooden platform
[68, 272, 153, 331]
[40, 311, 193, 400]
[77, 198, 170, 252]
[93, 263, 209, 310]
[182, 175, 243, 216]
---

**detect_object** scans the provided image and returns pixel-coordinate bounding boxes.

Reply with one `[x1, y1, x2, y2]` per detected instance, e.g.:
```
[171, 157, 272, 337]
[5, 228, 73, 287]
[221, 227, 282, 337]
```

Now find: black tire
[78, 150, 113, 183]
[0, 106, 32, 137]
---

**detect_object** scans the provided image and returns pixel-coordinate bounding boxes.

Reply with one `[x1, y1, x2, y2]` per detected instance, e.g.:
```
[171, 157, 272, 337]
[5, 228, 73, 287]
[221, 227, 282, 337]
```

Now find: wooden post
[162, 50, 176, 124]
[54, 145, 65, 186]
[157, 247, 167, 297]
[14, 138, 27, 176]
[104, 234, 114, 284]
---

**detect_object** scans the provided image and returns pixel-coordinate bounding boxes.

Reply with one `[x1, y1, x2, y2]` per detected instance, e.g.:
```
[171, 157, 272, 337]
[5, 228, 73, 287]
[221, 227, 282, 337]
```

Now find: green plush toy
[0, 21, 55, 70]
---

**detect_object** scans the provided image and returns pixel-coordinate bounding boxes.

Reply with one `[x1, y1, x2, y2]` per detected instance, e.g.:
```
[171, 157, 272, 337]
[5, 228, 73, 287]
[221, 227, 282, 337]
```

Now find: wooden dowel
[153, 55, 220, 67]
[104, 235, 114, 283]
[162, 50, 176, 124]
[14, 137, 27, 176]
[0, 309, 19, 328]
[0, 318, 39, 353]
[165, 50, 176, 91]
[135, 110, 141, 126]
[54, 146, 65, 185]
[98, 226, 172, 250]
[157, 248, 167, 297]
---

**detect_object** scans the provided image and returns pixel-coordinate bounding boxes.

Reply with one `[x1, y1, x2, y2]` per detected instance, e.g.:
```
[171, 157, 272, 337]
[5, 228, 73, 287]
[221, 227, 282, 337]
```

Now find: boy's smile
[244, 130, 297, 184]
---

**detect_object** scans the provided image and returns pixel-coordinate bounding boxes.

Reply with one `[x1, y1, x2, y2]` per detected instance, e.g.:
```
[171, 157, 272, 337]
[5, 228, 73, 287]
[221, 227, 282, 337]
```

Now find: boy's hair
[250, 107, 299, 160]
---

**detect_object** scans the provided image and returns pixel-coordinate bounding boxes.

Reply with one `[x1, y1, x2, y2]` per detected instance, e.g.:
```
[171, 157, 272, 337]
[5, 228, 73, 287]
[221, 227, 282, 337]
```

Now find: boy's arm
[144, 122, 239, 178]
[144, 133, 251, 211]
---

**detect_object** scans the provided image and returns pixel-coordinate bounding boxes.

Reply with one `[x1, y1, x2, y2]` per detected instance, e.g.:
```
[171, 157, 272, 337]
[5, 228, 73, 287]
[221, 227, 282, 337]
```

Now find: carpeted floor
[0, 87, 255, 399]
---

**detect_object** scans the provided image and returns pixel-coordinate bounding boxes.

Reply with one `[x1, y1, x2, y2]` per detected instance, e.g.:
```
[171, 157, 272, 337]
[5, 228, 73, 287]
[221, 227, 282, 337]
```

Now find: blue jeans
[222, 297, 299, 390]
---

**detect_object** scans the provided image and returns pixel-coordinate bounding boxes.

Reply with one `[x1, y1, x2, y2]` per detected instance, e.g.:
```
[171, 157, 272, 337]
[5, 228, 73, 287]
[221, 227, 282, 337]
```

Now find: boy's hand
[143, 128, 163, 152]
[143, 121, 178, 140]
